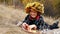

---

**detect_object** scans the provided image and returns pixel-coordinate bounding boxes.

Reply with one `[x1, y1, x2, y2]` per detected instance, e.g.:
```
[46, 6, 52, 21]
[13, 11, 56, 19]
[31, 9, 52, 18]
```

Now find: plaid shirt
[23, 15, 59, 30]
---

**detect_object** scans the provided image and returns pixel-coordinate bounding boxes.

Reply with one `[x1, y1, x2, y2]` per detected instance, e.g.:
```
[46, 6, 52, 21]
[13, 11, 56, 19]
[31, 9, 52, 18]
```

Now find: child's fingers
[22, 23, 26, 26]
[29, 25, 37, 30]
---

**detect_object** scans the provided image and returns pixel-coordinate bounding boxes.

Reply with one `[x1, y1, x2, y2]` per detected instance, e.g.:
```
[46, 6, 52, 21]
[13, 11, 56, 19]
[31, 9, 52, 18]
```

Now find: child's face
[30, 9, 37, 18]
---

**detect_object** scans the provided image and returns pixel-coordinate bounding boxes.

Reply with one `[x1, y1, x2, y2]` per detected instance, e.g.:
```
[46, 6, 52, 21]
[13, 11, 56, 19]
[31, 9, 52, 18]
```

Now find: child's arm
[23, 15, 29, 24]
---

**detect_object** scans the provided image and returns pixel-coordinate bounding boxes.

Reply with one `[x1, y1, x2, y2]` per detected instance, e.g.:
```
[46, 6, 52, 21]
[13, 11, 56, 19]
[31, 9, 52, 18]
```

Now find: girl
[22, 2, 59, 32]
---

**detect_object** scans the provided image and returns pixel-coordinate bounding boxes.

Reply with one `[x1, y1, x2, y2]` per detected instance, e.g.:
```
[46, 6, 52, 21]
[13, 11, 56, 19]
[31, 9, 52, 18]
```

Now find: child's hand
[22, 23, 27, 27]
[22, 23, 27, 26]
[29, 25, 37, 30]
[22, 23, 29, 29]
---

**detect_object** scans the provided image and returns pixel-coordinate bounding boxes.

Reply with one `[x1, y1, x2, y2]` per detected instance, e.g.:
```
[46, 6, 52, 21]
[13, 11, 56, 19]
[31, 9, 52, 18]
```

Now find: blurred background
[0, 0, 60, 18]
[0, 0, 60, 34]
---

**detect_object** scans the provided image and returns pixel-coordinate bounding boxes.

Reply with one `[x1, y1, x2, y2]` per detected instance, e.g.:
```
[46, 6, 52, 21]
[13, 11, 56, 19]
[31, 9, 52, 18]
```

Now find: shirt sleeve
[23, 15, 29, 23]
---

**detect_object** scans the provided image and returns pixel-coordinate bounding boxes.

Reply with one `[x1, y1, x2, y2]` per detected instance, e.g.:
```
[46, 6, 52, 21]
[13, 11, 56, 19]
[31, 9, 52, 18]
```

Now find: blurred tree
[51, 0, 60, 17]
[0, 0, 4, 4]
[44, 0, 55, 17]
